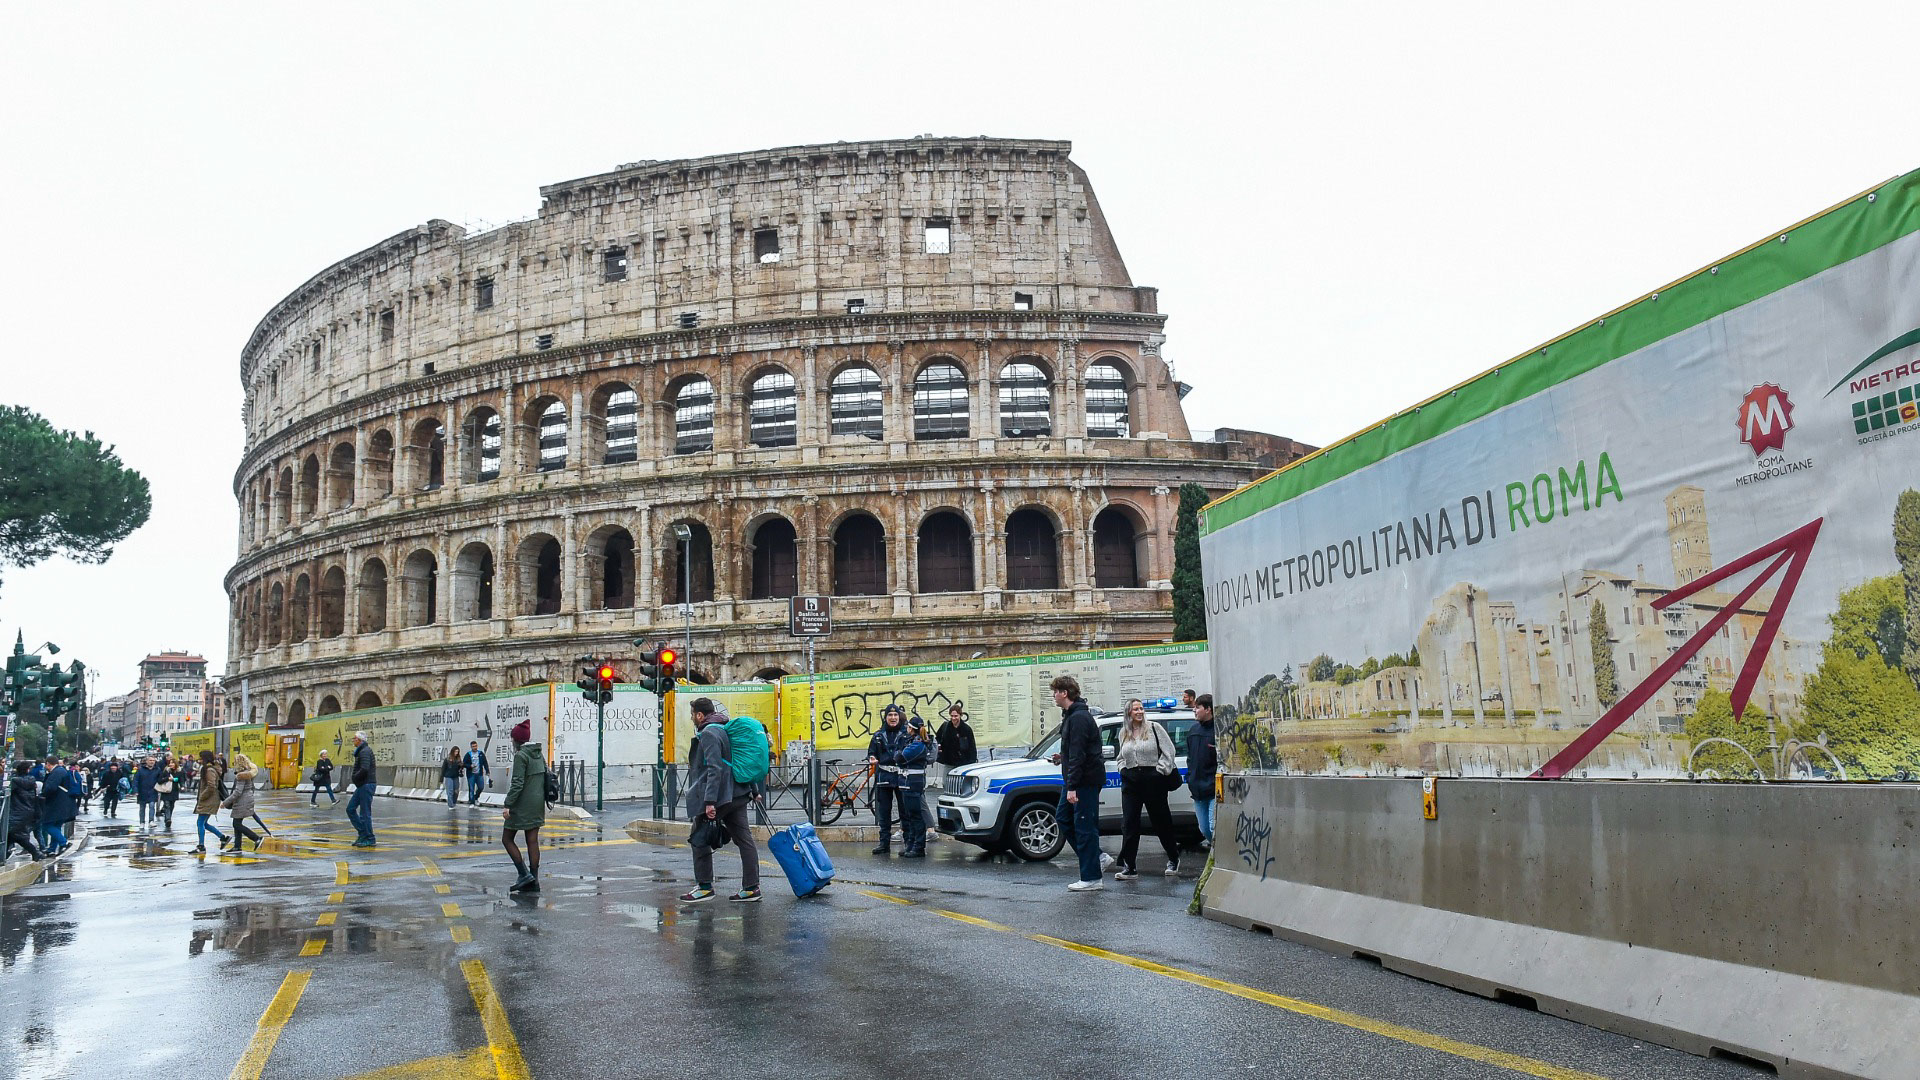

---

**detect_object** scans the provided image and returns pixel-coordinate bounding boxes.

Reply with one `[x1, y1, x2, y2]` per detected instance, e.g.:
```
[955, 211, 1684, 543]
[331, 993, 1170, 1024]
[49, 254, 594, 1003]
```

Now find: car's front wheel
[1006, 797, 1065, 861]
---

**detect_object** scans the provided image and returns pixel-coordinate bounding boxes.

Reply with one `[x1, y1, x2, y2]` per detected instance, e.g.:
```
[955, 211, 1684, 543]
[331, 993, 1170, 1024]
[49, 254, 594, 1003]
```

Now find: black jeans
[690, 797, 760, 891]
[1117, 768, 1180, 872]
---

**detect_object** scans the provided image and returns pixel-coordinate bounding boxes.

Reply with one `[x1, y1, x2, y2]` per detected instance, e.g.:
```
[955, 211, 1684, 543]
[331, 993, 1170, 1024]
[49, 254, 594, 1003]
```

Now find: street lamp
[674, 523, 694, 680]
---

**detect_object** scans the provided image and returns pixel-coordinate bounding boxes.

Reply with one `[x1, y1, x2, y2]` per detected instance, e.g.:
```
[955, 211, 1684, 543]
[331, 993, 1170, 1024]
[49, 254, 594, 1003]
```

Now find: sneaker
[1114, 868, 1139, 881]
[1067, 879, 1104, 892]
[728, 888, 762, 903]
[192, 845, 206, 855]
[1199, 839, 1212, 851]
[1099, 851, 1116, 870]
[679, 887, 716, 903]
[1165, 858, 1181, 876]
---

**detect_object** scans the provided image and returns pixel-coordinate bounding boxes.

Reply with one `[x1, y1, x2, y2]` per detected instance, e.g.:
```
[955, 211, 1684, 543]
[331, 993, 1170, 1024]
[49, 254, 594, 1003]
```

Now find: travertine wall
[224, 137, 1281, 726]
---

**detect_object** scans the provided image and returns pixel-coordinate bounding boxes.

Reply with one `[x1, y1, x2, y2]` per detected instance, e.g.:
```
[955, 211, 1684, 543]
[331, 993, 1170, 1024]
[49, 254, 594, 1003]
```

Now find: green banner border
[1201, 168, 1920, 536]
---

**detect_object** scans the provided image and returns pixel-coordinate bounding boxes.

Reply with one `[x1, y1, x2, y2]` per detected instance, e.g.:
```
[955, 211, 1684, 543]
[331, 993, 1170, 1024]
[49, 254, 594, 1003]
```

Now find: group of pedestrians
[5, 759, 80, 860]
[440, 741, 492, 807]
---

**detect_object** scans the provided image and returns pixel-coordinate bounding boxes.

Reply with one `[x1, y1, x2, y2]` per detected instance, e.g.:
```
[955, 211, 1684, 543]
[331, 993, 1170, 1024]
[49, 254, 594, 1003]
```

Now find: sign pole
[596, 690, 605, 813]
[807, 633, 818, 823]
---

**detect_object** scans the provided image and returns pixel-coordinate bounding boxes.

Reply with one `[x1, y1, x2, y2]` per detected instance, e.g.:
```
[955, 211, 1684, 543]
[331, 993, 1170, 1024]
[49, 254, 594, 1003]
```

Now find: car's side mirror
[1102, 746, 1118, 760]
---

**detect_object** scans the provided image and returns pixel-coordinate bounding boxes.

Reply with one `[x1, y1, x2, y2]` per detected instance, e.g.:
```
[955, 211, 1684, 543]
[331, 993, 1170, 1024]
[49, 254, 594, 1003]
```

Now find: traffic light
[42, 663, 82, 716]
[3, 646, 44, 710]
[636, 645, 676, 696]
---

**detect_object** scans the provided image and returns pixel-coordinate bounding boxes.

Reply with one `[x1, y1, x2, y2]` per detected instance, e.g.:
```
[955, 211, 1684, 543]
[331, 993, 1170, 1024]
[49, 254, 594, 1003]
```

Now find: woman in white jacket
[1112, 698, 1182, 880]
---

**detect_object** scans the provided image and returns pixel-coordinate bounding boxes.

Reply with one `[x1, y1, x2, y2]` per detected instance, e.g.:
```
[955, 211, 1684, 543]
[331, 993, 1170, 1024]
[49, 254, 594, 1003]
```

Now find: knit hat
[510, 720, 531, 744]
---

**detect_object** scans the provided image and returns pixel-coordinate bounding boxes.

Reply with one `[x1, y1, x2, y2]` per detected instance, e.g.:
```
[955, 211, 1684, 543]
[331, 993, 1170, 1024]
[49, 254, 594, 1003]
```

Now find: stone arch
[1091, 504, 1148, 589]
[833, 512, 888, 596]
[461, 406, 504, 482]
[275, 465, 294, 528]
[751, 667, 790, 681]
[589, 380, 640, 465]
[317, 695, 341, 716]
[453, 541, 495, 621]
[327, 442, 356, 510]
[401, 686, 432, 703]
[266, 581, 285, 646]
[664, 519, 715, 604]
[912, 358, 969, 440]
[521, 394, 568, 473]
[836, 661, 876, 672]
[365, 428, 395, 496]
[1084, 357, 1134, 438]
[289, 573, 313, 642]
[402, 548, 439, 626]
[455, 683, 488, 697]
[585, 524, 635, 610]
[357, 558, 389, 633]
[998, 357, 1053, 438]
[917, 509, 974, 593]
[300, 453, 321, 519]
[665, 373, 715, 456]
[319, 565, 347, 637]
[746, 366, 798, 448]
[748, 514, 798, 600]
[516, 532, 564, 615]
[354, 691, 383, 710]
[265, 701, 281, 727]
[409, 418, 446, 490]
[827, 362, 884, 440]
[1006, 506, 1062, 590]
[287, 699, 308, 728]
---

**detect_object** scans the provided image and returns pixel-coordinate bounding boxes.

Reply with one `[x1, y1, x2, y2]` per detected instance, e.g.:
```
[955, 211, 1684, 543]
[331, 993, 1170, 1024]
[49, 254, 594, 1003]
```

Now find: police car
[935, 699, 1200, 861]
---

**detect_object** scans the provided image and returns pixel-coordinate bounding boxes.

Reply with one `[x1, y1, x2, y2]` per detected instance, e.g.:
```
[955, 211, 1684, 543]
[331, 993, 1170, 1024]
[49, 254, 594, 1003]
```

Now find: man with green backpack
[678, 699, 769, 904]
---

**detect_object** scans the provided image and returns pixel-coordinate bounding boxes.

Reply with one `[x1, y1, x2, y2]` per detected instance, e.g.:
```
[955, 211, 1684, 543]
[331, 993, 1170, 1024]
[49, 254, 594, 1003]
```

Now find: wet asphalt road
[0, 792, 1760, 1080]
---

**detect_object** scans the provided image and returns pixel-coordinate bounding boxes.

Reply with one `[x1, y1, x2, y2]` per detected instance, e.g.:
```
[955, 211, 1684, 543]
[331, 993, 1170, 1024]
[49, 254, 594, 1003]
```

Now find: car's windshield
[1029, 724, 1062, 760]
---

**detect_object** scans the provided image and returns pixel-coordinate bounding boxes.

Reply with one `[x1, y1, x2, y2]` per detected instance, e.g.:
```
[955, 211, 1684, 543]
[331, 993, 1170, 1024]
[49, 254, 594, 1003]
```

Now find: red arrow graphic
[1532, 518, 1823, 779]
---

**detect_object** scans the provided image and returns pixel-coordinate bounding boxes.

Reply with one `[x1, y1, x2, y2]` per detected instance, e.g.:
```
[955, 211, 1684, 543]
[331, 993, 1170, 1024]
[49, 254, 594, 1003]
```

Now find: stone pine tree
[0, 405, 151, 595]
[1896, 489, 1920, 691]
[1171, 482, 1209, 642]
[1590, 599, 1620, 708]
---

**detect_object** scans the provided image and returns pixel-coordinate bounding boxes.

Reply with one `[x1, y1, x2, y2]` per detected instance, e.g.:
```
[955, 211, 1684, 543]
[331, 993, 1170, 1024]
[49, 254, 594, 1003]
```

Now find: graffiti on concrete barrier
[1234, 811, 1275, 881]
[1223, 774, 1250, 804]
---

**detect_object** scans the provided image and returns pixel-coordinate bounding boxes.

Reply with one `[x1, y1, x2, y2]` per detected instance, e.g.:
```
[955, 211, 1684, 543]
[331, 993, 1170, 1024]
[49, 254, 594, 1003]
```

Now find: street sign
[789, 595, 832, 637]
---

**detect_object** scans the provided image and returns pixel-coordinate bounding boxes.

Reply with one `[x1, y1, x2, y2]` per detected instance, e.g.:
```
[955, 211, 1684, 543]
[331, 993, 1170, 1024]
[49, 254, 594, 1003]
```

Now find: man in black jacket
[346, 731, 378, 848]
[5, 763, 44, 861]
[1048, 675, 1106, 891]
[1187, 694, 1219, 849]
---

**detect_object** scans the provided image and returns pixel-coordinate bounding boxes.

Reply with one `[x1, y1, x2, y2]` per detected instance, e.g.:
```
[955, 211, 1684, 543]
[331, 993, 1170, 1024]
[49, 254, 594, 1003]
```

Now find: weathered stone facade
[224, 137, 1289, 726]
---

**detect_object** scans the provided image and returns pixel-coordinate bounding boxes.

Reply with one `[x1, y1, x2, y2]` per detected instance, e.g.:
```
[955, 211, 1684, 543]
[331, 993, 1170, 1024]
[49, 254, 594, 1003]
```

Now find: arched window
[357, 559, 388, 633]
[275, 467, 294, 528]
[402, 687, 432, 703]
[1006, 508, 1061, 590]
[411, 419, 445, 490]
[748, 370, 798, 448]
[319, 566, 347, 637]
[289, 574, 312, 642]
[999, 362, 1051, 437]
[830, 366, 883, 440]
[454, 542, 495, 621]
[588, 527, 635, 609]
[750, 518, 798, 600]
[1092, 507, 1143, 589]
[354, 691, 383, 710]
[833, 514, 887, 596]
[917, 511, 974, 593]
[265, 702, 280, 727]
[318, 696, 341, 716]
[365, 429, 395, 497]
[667, 522, 715, 603]
[287, 700, 308, 728]
[266, 582, 285, 646]
[601, 386, 638, 464]
[1086, 362, 1130, 438]
[402, 549, 438, 626]
[463, 408, 502, 482]
[673, 378, 715, 454]
[913, 362, 969, 440]
[536, 400, 568, 471]
[456, 683, 488, 697]
[301, 455, 321, 519]
[328, 443, 356, 510]
[517, 534, 564, 615]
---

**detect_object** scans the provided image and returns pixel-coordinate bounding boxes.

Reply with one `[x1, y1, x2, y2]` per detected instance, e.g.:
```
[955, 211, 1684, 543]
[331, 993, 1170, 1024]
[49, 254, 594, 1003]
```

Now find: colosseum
[223, 136, 1306, 727]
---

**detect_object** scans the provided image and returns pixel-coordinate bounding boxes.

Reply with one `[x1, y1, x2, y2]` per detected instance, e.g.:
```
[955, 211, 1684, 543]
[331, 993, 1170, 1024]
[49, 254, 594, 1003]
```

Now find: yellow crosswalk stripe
[228, 970, 311, 1080]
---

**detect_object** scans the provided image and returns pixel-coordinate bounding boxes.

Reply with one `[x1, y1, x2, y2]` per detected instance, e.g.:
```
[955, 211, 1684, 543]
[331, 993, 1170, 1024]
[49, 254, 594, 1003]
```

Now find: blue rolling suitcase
[768, 822, 834, 897]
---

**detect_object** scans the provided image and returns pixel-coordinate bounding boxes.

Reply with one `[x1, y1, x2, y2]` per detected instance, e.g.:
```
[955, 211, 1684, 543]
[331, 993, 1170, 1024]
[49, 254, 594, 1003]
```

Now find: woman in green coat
[501, 720, 546, 893]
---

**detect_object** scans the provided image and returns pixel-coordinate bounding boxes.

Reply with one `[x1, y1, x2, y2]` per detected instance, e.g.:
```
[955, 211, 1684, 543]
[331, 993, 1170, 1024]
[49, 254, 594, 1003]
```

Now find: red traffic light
[657, 648, 677, 667]
[597, 664, 615, 682]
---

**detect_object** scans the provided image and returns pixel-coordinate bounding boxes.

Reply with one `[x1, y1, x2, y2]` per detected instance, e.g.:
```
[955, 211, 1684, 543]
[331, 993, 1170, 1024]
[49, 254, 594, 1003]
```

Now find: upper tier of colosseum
[239, 136, 1160, 449]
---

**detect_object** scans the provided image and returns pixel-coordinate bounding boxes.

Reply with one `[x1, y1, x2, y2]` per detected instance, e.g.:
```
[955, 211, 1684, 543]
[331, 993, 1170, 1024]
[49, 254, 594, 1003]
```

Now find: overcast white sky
[3, 1, 1917, 698]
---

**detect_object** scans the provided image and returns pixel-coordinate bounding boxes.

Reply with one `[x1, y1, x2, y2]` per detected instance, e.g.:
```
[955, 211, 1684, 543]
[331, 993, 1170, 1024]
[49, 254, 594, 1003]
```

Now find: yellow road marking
[417, 856, 442, 876]
[298, 938, 326, 957]
[442, 903, 464, 918]
[435, 884, 452, 894]
[228, 969, 311, 1080]
[870, 891, 1604, 1080]
[451, 926, 473, 943]
[316, 912, 337, 926]
[328, 891, 345, 903]
[460, 959, 533, 1080]
[338, 1047, 496, 1079]
[335, 861, 350, 885]
[861, 890, 914, 905]
[435, 837, 633, 860]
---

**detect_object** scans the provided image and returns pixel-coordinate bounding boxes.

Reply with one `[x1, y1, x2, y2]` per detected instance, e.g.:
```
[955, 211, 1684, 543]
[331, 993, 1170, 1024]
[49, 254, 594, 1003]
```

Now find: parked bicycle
[815, 762, 875, 825]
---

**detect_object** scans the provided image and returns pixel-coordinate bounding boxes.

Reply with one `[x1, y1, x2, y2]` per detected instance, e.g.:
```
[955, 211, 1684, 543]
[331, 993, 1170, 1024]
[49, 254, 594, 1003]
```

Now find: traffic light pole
[596, 690, 605, 813]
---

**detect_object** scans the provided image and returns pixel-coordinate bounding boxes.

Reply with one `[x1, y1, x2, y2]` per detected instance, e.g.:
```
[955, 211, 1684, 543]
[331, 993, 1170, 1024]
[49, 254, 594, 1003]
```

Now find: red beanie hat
[510, 720, 531, 744]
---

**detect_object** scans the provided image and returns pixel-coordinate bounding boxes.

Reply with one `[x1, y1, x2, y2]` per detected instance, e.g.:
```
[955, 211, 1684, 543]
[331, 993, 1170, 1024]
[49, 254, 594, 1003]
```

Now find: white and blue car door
[1097, 722, 1125, 821]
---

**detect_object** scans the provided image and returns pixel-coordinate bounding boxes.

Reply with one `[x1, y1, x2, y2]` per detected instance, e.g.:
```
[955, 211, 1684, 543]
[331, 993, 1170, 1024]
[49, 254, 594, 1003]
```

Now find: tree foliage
[1306, 653, 1337, 683]
[1684, 688, 1771, 777]
[1799, 575, 1920, 778]
[14, 721, 48, 761]
[1589, 599, 1619, 708]
[1895, 489, 1920, 690]
[1171, 483, 1208, 642]
[0, 405, 150, 593]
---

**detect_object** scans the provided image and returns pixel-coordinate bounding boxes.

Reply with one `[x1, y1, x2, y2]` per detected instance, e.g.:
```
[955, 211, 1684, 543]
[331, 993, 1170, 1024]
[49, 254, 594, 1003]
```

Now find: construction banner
[1201, 169, 1920, 780]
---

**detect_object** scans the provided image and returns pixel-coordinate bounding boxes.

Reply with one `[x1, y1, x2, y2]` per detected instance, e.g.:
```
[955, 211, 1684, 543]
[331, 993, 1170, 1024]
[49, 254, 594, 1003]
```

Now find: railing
[554, 758, 588, 807]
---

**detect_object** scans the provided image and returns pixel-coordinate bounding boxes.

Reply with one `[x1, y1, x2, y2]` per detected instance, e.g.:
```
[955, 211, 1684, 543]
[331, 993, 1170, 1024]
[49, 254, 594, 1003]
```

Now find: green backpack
[723, 715, 772, 786]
